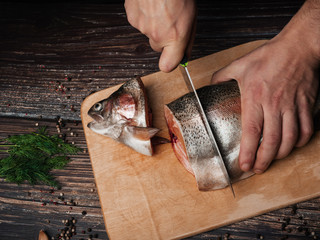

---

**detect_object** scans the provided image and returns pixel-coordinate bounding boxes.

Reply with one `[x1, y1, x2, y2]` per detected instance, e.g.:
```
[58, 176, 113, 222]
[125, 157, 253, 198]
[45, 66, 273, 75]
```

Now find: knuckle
[126, 12, 137, 27]
[285, 130, 298, 143]
[264, 133, 281, 146]
[299, 125, 313, 145]
[149, 28, 165, 43]
[271, 90, 284, 108]
[243, 121, 262, 138]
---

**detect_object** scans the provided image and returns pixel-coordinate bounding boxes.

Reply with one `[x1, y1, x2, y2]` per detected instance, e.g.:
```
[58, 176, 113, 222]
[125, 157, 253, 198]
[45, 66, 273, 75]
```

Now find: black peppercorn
[284, 217, 291, 225]
[291, 205, 297, 215]
[281, 223, 287, 230]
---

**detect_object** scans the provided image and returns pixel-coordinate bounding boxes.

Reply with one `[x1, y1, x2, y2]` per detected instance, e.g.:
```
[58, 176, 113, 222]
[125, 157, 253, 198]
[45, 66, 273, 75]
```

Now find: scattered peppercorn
[284, 217, 291, 225]
[223, 232, 230, 240]
[82, 211, 87, 216]
[291, 205, 297, 215]
[305, 228, 311, 236]
[281, 223, 287, 231]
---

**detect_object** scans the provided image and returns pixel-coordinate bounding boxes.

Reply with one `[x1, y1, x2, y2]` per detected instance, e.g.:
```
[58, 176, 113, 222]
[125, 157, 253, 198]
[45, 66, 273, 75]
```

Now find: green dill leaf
[0, 126, 80, 187]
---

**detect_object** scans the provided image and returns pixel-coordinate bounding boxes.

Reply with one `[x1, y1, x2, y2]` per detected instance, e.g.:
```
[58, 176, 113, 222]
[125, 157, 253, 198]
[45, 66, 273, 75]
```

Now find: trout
[164, 80, 320, 191]
[87, 77, 159, 156]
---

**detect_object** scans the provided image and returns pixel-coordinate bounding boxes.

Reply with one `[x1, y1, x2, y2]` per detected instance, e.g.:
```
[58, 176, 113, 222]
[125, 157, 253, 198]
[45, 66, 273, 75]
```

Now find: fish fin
[126, 126, 160, 141]
[151, 136, 171, 146]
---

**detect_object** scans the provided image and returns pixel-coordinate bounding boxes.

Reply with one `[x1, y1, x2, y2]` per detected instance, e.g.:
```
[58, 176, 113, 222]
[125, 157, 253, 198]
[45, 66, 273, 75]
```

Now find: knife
[179, 55, 235, 198]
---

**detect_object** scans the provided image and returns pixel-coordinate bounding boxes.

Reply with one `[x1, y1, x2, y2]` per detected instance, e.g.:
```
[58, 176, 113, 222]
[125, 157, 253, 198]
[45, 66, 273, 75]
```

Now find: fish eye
[94, 103, 102, 111]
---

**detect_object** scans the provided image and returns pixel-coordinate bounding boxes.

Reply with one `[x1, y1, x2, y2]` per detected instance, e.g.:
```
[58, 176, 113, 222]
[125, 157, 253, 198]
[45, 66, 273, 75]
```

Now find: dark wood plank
[0, 0, 304, 121]
[0, 117, 108, 240]
[1, 116, 320, 239]
[2, 1, 320, 240]
[0, 116, 319, 240]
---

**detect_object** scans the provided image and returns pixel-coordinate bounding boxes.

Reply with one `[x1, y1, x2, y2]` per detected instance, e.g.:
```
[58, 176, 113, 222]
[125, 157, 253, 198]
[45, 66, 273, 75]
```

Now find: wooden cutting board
[81, 40, 320, 240]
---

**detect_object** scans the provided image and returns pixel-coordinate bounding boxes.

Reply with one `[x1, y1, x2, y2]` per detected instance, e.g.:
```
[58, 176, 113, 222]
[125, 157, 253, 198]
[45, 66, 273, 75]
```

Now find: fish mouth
[87, 121, 95, 130]
[88, 113, 104, 123]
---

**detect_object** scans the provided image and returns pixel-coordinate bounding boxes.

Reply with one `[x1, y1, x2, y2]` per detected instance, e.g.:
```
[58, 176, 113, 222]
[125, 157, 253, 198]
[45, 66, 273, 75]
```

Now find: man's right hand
[124, 0, 197, 72]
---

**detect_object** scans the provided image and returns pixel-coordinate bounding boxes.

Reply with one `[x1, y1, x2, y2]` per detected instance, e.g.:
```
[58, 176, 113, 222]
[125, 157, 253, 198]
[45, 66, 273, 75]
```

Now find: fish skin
[165, 80, 320, 191]
[87, 77, 159, 156]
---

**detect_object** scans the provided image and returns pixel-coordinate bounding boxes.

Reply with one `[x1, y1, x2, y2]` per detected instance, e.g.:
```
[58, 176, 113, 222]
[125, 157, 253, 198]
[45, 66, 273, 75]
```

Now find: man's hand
[124, 0, 196, 72]
[211, 0, 320, 174]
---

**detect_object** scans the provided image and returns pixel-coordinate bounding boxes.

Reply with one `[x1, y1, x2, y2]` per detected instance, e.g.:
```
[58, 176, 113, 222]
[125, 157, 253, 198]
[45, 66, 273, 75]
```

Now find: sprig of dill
[0, 127, 80, 187]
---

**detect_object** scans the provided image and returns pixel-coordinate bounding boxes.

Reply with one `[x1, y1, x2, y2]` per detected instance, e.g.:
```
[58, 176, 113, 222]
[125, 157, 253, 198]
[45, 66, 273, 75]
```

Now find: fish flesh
[164, 80, 251, 191]
[164, 80, 320, 191]
[87, 77, 159, 156]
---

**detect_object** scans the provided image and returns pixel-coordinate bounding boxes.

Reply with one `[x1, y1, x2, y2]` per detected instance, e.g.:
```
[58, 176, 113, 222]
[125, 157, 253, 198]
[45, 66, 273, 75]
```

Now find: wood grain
[0, 117, 319, 240]
[81, 41, 320, 240]
[0, 1, 303, 121]
[2, 1, 320, 240]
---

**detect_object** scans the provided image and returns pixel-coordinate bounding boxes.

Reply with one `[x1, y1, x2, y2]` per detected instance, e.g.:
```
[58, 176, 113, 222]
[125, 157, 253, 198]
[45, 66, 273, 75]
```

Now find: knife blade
[179, 56, 235, 198]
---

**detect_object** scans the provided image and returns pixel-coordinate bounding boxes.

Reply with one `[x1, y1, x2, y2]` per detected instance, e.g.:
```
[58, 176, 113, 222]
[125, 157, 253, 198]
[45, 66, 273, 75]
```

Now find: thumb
[159, 43, 185, 73]
[211, 62, 240, 85]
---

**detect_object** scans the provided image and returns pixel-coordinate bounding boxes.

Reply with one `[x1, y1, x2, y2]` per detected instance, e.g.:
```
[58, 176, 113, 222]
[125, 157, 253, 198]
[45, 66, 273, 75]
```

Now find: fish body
[87, 77, 159, 156]
[164, 80, 320, 191]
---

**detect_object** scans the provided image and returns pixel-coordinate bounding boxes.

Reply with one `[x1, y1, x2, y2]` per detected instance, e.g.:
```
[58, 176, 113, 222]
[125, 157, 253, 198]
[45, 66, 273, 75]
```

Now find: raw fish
[164, 80, 320, 191]
[87, 77, 159, 156]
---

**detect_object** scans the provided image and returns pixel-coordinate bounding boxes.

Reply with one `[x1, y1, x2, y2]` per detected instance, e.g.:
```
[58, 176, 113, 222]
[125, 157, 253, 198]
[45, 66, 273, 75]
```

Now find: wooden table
[1, 1, 319, 239]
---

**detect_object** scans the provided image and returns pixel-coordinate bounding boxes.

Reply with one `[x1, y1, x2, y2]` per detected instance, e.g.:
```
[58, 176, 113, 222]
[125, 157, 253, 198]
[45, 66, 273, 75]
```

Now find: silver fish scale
[167, 80, 254, 190]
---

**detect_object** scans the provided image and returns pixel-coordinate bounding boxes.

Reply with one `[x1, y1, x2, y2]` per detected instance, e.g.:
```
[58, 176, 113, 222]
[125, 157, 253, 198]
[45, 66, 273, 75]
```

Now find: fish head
[87, 92, 137, 139]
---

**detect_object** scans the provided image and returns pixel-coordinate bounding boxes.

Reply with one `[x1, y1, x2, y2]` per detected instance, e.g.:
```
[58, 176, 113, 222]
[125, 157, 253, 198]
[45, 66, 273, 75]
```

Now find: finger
[295, 97, 314, 147]
[275, 110, 298, 159]
[238, 101, 263, 172]
[254, 111, 282, 174]
[159, 43, 185, 73]
[211, 61, 242, 85]
[149, 39, 163, 53]
[159, 15, 197, 73]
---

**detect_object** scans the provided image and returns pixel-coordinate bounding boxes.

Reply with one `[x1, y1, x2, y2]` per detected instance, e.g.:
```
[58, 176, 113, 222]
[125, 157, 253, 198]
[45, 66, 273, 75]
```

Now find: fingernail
[241, 163, 251, 171]
[254, 169, 263, 174]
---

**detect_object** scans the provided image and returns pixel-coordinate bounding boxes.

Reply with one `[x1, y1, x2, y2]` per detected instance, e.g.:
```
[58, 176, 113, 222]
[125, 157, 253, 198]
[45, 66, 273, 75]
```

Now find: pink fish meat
[87, 77, 159, 156]
[164, 80, 320, 191]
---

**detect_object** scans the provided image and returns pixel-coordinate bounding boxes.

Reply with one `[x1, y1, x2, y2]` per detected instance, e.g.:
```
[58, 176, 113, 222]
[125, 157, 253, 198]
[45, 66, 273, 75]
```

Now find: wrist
[276, 0, 320, 63]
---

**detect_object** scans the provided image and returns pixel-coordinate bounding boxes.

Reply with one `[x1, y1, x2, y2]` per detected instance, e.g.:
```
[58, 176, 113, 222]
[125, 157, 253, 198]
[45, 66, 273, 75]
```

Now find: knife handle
[180, 54, 188, 67]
